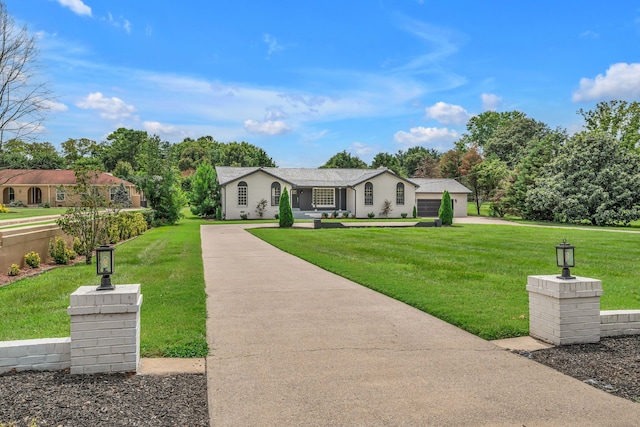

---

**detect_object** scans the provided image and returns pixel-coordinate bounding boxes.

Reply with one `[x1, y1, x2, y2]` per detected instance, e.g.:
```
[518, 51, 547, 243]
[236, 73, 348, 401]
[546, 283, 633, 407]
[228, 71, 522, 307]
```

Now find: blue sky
[5, 1, 640, 167]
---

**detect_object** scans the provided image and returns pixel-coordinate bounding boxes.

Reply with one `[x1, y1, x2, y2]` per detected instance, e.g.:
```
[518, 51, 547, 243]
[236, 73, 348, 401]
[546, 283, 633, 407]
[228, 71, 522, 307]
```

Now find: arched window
[237, 181, 247, 206]
[396, 183, 405, 205]
[364, 182, 373, 205]
[8, 187, 14, 202]
[271, 182, 281, 206]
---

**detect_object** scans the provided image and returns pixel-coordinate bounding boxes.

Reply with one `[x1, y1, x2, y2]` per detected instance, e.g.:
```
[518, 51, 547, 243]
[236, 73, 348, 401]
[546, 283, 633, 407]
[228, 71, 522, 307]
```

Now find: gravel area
[0, 370, 208, 426]
[522, 334, 640, 403]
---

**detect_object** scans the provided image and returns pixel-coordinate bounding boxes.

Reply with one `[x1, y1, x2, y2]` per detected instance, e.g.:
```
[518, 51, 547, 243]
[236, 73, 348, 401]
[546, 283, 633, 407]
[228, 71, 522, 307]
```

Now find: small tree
[438, 190, 453, 225]
[380, 199, 393, 218]
[189, 162, 219, 218]
[113, 181, 132, 208]
[255, 198, 268, 218]
[56, 168, 118, 265]
[278, 186, 294, 227]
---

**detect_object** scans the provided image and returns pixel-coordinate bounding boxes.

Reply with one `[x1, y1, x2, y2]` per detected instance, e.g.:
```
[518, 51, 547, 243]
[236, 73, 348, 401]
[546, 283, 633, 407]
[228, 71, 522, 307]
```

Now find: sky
[4, 1, 640, 167]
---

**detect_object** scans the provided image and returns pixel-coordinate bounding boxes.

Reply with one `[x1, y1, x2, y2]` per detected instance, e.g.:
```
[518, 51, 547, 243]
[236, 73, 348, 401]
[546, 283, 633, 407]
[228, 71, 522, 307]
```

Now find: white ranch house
[216, 167, 471, 220]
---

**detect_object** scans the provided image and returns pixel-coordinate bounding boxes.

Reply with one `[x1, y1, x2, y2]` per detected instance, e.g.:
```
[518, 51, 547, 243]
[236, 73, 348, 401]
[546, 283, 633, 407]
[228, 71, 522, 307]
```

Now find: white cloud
[40, 98, 69, 112]
[103, 12, 132, 34]
[244, 119, 291, 135]
[264, 34, 283, 56]
[265, 106, 288, 121]
[573, 63, 640, 102]
[351, 141, 374, 156]
[143, 121, 188, 139]
[57, 0, 91, 17]
[425, 101, 471, 125]
[394, 126, 459, 146]
[77, 92, 136, 120]
[481, 93, 502, 111]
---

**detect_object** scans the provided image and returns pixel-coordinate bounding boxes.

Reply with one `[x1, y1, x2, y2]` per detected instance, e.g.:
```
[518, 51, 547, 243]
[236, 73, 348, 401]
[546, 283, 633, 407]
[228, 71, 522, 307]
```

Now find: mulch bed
[0, 257, 86, 288]
[0, 370, 208, 426]
[519, 334, 640, 403]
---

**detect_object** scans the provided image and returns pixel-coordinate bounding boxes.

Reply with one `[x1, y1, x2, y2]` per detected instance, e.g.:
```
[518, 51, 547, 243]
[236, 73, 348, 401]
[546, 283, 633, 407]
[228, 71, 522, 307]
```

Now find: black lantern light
[555, 239, 575, 280]
[96, 245, 115, 291]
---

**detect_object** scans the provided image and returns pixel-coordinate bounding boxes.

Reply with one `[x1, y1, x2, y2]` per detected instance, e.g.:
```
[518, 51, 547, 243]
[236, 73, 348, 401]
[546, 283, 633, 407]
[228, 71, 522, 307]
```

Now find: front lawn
[0, 207, 67, 220]
[0, 213, 208, 357]
[249, 225, 640, 340]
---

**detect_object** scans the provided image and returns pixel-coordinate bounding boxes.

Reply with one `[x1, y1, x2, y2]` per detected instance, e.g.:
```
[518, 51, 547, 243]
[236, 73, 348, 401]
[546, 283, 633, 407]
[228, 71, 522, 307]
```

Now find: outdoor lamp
[96, 245, 115, 291]
[555, 239, 575, 280]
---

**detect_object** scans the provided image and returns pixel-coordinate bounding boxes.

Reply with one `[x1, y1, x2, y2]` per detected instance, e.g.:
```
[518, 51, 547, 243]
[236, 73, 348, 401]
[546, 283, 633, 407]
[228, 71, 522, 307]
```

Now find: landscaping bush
[49, 236, 71, 265]
[255, 198, 268, 218]
[107, 211, 148, 243]
[0, 203, 8, 213]
[40, 202, 50, 208]
[278, 187, 294, 227]
[438, 190, 453, 226]
[73, 237, 85, 256]
[8, 264, 20, 276]
[368, 212, 375, 219]
[8, 200, 24, 207]
[413, 205, 417, 218]
[380, 199, 393, 218]
[401, 213, 408, 218]
[24, 251, 40, 268]
[141, 210, 156, 229]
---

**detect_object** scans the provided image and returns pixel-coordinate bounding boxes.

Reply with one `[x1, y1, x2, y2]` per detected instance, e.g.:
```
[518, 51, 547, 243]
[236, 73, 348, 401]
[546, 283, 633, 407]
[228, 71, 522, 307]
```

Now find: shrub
[8, 263, 20, 276]
[49, 236, 70, 265]
[73, 237, 86, 256]
[368, 212, 375, 219]
[342, 212, 349, 218]
[401, 212, 408, 218]
[380, 199, 393, 218]
[9, 200, 24, 207]
[413, 205, 417, 218]
[107, 211, 148, 243]
[278, 187, 294, 227]
[255, 198, 268, 218]
[438, 190, 453, 226]
[216, 206, 222, 220]
[24, 251, 40, 268]
[141, 210, 155, 229]
[274, 213, 279, 220]
[321, 212, 328, 219]
[40, 202, 50, 208]
[240, 213, 248, 220]
[0, 203, 8, 213]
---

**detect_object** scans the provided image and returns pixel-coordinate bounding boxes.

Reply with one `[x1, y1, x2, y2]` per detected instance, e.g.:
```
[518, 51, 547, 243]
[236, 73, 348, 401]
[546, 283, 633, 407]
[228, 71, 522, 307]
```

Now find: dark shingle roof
[409, 178, 472, 194]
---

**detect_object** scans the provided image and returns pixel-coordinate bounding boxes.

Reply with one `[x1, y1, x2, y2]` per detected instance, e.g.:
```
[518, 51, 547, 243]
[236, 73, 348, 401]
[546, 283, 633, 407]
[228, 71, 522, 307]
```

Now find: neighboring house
[412, 178, 472, 218]
[216, 166, 471, 220]
[0, 169, 141, 208]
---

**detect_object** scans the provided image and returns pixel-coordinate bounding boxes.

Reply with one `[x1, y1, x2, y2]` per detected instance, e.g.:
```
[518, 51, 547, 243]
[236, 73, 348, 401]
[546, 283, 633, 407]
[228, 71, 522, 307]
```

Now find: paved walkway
[202, 224, 640, 426]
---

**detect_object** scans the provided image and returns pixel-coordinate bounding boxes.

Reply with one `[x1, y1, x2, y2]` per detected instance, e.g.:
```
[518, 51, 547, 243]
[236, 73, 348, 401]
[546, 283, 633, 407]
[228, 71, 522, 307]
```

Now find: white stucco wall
[352, 173, 416, 219]
[415, 193, 468, 218]
[222, 171, 290, 220]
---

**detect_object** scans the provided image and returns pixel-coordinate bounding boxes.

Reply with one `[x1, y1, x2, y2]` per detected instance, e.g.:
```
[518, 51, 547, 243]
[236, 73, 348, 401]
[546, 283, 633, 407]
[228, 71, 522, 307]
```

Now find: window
[56, 188, 65, 202]
[110, 186, 117, 202]
[237, 181, 248, 206]
[8, 187, 14, 202]
[364, 182, 373, 205]
[396, 183, 405, 205]
[313, 188, 335, 207]
[271, 182, 281, 206]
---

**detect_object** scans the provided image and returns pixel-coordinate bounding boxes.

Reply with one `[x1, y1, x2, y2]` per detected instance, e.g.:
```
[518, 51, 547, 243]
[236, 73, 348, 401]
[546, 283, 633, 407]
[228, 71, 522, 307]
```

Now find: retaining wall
[0, 223, 69, 273]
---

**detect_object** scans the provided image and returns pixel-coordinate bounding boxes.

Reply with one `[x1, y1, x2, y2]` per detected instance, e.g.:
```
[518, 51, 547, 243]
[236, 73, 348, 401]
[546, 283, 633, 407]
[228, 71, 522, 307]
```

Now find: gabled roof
[215, 166, 417, 187]
[409, 178, 472, 194]
[0, 169, 135, 186]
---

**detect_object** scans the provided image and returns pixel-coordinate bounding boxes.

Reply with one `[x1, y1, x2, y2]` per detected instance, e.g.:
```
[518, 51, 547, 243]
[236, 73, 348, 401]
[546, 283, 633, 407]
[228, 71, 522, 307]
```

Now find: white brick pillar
[527, 275, 602, 345]
[67, 284, 142, 374]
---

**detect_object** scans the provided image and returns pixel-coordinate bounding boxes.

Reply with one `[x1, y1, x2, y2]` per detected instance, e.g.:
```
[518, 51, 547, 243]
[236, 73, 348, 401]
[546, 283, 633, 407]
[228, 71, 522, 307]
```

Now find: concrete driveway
[203, 224, 640, 426]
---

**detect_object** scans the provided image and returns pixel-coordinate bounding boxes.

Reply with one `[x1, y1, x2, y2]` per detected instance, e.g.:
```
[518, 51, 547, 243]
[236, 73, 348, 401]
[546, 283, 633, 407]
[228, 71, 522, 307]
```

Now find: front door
[292, 190, 299, 208]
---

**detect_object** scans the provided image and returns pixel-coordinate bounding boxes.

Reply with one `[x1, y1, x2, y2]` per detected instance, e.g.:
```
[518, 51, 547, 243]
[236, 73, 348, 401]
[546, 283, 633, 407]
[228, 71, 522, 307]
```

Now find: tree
[438, 190, 453, 225]
[112, 160, 134, 181]
[0, 2, 54, 147]
[458, 145, 483, 214]
[380, 199, 393, 218]
[220, 141, 276, 167]
[483, 117, 550, 168]
[278, 186, 294, 227]
[61, 138, 102, 168]
[113, 181, 132, 208]
[25, 142, 65, 169]
[578, 100, 640, 151]
[56, 167, 118, 265]
[526, 132, 640, 225]
[320, 150, 367, 169]
[102, 128, 148, 171]
[474, 158, 510, 217]
[397, 147, 440, 177]
[457, 111, 526, 151]
[438, 149, 463, 179]
[370, 152, 400, 175]
[189, 162, 219, 218]
[135, 135, 185, 225]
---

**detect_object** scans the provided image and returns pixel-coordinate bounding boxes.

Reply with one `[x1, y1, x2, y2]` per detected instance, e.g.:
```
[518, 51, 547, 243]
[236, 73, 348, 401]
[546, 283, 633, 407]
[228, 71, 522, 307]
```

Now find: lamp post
[556, 239, 575, 280]
[96, 245, 115, 291]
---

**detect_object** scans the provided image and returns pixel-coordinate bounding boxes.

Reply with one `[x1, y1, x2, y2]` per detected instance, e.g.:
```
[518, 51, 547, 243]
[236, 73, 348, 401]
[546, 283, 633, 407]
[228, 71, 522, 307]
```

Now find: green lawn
[0, 207, 67, 220]
[249, 225, 640, 340]
[0, 212, 208, 357]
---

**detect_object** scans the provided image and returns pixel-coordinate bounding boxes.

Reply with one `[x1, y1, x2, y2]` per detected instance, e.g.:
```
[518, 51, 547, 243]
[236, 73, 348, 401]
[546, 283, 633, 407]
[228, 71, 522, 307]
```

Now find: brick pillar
[527, 275, 602, 345]
[67, 284, 142, 374]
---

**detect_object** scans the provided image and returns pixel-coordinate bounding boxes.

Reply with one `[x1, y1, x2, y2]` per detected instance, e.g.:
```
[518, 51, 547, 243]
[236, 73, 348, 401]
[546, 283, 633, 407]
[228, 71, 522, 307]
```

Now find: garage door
[417, 199, 441, 217]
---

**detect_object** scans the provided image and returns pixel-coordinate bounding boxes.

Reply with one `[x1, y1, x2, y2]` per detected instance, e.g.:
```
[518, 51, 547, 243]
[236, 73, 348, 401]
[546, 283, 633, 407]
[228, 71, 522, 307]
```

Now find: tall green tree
[578, 100, 640, 151]
[483, 117, 550, 168]
[438, 190, 453, 225]
[320, 150, 367, 169]
[102, 128, 148, 171]
[190, 162, 219, 218]
[220, 141, 276, 167]
[397, 146, 440, 177]
[370, 152, 400, 174]
[457, 111, 526, 151]
[278, 186, 294, 227]
[526, 132, 640, 225]
[61, 138, 102, 168]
